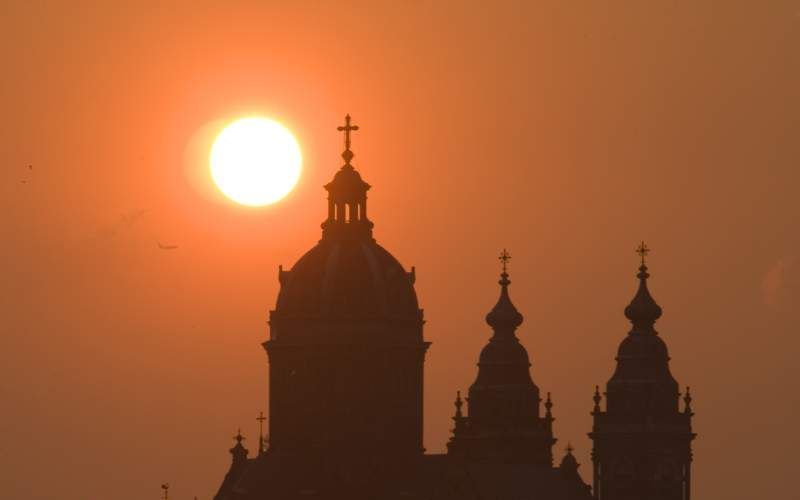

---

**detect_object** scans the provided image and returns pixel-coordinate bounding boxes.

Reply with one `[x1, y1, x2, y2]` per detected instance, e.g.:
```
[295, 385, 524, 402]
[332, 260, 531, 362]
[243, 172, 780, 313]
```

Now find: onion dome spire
[485, 249, 524, 334]
[624, 241, 663, 334]
[449, 250, 554, 466]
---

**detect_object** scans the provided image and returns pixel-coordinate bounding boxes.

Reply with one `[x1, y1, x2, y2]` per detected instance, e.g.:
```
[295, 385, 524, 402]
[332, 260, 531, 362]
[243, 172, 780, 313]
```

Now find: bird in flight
[158, 242, 179, 250]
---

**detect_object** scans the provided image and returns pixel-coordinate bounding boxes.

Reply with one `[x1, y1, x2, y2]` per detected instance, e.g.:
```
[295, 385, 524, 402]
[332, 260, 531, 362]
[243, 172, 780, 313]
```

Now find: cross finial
[256, 411, 266, 456]
[337, 114, 359, 164]
[636, 241, 650, 265]
[566, 442, 574, 454]
[499, 249, 511, 274]
[234, 428, 245, 443]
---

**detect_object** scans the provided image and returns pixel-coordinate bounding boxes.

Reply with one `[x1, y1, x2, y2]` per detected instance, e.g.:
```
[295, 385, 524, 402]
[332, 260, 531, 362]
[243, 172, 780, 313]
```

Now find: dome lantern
[321, 114, 373, 240]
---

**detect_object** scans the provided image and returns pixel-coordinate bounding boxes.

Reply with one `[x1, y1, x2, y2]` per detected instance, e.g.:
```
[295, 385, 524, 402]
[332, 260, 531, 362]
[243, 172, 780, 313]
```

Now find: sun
[210, 117, 302, 206]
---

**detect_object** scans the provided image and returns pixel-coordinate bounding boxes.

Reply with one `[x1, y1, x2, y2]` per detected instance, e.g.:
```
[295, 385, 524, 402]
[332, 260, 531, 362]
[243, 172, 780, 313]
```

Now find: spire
[454, 391, 464, 419]
[683, 386, 694, 415]
[450, 250, 554, 466]
[592, 385, 602, 414]
[451, 390, 466, 435]
[544, 392, 554, 421]
[624, 241, 663, 334]
[485, 249, 523, 334]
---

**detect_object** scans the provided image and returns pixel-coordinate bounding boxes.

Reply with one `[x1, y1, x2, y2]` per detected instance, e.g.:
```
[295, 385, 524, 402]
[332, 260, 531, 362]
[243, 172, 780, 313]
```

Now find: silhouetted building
[447, 251, 556, 467]
[213, 117, 694, 500]
[588, 247, 696, 500]
[265, 114, 427, 459]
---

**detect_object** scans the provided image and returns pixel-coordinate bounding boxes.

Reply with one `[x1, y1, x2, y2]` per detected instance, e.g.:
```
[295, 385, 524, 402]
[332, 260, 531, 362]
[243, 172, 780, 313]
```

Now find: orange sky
[1, 2, 798, 499]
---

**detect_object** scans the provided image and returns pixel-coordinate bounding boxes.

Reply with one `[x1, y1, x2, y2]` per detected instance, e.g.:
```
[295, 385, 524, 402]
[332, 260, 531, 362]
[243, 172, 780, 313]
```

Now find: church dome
[472, 252, 539, 386]
[609, 249, 678, 389]
[270, 114, 422, 338]
[624, 266, 662, 331]
[275, 239, 419, 319]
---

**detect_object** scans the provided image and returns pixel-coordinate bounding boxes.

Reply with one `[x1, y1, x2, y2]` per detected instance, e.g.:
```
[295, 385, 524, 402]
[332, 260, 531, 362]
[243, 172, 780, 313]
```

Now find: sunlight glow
[210, 117, 302, 206]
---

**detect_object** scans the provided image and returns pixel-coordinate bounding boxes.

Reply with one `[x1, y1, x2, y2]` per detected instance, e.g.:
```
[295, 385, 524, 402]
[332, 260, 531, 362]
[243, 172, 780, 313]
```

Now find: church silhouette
[213, 116, 696, 500]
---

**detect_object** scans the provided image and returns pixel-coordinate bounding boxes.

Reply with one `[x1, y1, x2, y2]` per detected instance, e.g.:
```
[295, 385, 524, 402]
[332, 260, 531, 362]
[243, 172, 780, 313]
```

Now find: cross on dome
[499, 249, 512, 273]
[636, 241, 650, 265]
[337, 114, 359, 165]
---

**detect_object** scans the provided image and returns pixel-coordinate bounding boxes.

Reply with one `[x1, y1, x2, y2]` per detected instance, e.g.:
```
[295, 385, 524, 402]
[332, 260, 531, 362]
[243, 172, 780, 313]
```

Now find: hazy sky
[1, 1, 798, 499]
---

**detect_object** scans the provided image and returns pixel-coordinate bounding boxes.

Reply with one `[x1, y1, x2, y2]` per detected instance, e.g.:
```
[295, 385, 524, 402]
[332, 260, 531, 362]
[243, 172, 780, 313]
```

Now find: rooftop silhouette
[213, 119, 695, 500]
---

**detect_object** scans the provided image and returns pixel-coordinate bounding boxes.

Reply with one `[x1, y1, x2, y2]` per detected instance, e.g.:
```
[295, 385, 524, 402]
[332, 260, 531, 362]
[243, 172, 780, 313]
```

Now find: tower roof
[449, 251, 554, 466]
[623, 241, 663, 334]
[608, 243, 678, 402]
[478, 250, 530, 368]
[473, 251, 538, 386]
[485, 249, 524, 333]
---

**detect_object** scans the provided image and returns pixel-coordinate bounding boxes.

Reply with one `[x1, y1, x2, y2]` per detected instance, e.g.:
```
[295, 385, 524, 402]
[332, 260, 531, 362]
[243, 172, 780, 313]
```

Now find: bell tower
[447, 250, 556, 465]
[589, 243, 696, 500]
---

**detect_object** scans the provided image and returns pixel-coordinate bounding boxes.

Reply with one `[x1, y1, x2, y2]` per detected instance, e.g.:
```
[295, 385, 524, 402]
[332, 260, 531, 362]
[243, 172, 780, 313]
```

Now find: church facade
[213, 117, 695, 500]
